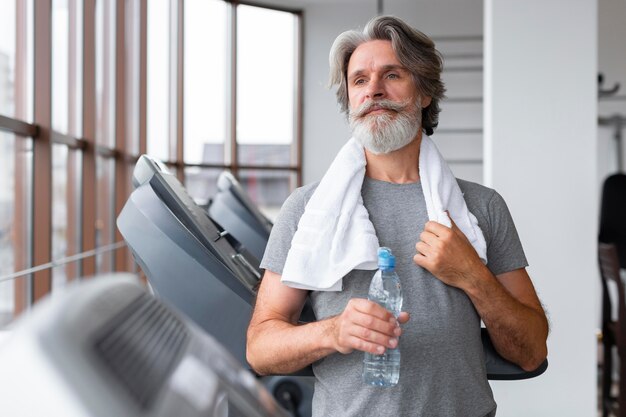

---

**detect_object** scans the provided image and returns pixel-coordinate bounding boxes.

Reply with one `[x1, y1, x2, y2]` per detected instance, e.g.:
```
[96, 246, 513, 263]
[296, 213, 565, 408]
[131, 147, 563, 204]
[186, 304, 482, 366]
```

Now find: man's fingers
[335, 316, 398, 354]
[336, 299, 407, 354]
[349, 336, 389, 355]
[415, 241, 432, 257]
[419, 230, 439, 247]
[423, 220, 448, 235]
[397, 312, 410, 324]
[353, 325, 399, 349]
[351, 311, 399, 338]
[349, 298, 394, 321]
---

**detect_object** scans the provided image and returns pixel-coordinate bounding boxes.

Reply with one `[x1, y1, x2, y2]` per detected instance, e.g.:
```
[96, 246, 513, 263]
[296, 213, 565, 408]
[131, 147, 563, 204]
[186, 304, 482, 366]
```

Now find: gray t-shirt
[261, 177, 528, 417]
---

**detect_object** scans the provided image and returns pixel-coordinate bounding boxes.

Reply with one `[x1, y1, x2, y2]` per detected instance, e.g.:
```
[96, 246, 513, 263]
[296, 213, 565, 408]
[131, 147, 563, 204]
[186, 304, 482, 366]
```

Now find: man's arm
[246, 270, 408, 376]
[414, 219, 548, 372]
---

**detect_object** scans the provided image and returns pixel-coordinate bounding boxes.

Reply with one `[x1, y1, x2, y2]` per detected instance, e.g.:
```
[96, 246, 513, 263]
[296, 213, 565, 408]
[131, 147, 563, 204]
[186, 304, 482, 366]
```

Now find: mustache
[350, 99, 412, 119]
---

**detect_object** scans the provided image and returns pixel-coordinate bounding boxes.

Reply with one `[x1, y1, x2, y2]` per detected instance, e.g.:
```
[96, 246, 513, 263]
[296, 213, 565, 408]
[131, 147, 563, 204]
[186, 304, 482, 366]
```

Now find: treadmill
[117, 155, 313, 417]
[207, 171, 273, 263]
[0, 274, 290, 417]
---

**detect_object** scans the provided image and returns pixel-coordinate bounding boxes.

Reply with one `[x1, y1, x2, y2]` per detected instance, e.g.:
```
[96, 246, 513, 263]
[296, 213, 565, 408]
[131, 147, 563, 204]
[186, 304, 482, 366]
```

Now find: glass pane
[52, 0, 69, 133]
[237, 6, 296, 166]
[126, 0, 140, 155]
[96, 155, 115, 273]
[0, 278, 15, 327]
[66, 149, 82, 280]
[237, 169, 296, 221]
[120, 162, 139, 273]
[184, 167, 221, 207]
[0, 0, 16, 117]
[95, 0, 116, 147]
[52, 144, 69, 289]
[0, 133, 33, 326]
[14, 0, 35, 123]
[184, 0, 228, 165]
[70, 0, 83, 137]
[147, 0, 169, 161]
[0, 132, 17, 325]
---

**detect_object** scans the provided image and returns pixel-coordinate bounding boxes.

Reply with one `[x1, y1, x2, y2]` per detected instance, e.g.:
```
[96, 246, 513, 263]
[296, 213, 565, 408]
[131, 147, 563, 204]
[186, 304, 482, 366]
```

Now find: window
[184, 0, 228, 165]
[0, 0, 18, 326]
[235, 5, 299, 218]
[0, 0, 302, 327]
[182, 2, 302, 219]
[52, 144, 69, 287]
[51, 0, 83, 289]
[52, 0, 70, 133]
[236, 5, 296, 166]
[0, 133, 18, 326]
[147, 0, 170, 161]
[1, 0, 17, 118]
[0, 0, 34, 325]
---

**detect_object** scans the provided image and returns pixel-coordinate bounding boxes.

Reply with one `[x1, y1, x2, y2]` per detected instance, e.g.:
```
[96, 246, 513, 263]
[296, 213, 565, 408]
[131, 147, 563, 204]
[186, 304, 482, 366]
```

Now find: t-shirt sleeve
[259, 187, 307, 275]
[484, 191, 529, 276]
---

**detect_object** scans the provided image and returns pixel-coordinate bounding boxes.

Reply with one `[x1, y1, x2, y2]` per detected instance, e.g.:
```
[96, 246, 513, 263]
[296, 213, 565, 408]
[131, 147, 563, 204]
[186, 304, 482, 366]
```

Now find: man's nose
[365, 77, 385, 100]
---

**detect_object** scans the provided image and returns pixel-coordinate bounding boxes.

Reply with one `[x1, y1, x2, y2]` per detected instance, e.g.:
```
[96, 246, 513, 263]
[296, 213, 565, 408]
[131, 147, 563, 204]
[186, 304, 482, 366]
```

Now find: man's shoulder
[456, 178, 500, 216]
[277, 181, 320, 221]
[291, 181, 320, 204]
[456, 178, 496, 200]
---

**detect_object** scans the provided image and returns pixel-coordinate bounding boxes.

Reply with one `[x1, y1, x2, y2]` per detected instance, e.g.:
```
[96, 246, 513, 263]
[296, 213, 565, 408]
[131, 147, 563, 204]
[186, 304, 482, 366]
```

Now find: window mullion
[113, 0, 129, 272]
[139, 0, 147, 155]
[66, 0, 79, 281]
[32, 0, 53, 302]
[228, 3, 238, 176]
[81, 0, 97, 277]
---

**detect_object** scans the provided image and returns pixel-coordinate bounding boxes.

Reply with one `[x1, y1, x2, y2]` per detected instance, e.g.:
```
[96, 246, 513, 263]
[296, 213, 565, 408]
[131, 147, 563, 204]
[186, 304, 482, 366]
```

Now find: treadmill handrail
[264, 328, 547, 381]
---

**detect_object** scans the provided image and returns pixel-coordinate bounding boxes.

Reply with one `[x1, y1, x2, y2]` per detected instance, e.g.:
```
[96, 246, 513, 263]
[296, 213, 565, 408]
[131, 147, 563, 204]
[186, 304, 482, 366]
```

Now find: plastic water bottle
[363, 247, 403, 387]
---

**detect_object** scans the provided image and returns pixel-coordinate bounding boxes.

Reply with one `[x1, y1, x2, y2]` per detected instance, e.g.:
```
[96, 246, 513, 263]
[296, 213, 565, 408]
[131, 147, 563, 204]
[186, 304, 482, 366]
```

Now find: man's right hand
[247, 270, 409, 375]
[330, 298, 409, 355]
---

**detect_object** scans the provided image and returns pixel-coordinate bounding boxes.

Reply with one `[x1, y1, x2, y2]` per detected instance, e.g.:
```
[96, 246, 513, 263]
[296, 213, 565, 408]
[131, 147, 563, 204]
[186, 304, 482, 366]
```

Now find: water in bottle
[363, 247, 403, 387]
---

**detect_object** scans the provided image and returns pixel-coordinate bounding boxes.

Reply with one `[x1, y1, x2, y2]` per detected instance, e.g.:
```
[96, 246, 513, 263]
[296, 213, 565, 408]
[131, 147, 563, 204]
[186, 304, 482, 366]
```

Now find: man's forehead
[347, 40, 403, 74]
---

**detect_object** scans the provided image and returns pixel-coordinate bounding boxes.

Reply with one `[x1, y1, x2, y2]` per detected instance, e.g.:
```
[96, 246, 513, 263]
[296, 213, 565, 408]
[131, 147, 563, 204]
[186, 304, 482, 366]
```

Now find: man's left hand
[413, 214, 485, 289]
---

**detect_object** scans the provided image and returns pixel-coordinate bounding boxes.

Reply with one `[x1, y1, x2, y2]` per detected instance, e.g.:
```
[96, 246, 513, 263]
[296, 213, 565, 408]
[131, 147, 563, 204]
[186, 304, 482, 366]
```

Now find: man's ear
[421, 96, 432, 108]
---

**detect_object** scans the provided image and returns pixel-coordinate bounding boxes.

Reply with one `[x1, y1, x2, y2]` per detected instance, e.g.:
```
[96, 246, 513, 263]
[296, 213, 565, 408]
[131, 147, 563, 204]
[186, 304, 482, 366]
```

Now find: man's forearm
[464, 268, 548, 371]
[413, 219, 548, 371]
[246, 317, 337, 376]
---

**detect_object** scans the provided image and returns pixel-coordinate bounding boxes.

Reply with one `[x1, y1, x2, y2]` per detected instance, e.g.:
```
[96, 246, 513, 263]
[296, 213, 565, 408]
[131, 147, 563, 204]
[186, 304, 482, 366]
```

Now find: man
[247, 15, 548, 417]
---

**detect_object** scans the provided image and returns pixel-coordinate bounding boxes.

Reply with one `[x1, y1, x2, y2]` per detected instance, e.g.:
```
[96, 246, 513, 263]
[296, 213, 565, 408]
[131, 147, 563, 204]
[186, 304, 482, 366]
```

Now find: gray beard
[349, 100, 422, 155]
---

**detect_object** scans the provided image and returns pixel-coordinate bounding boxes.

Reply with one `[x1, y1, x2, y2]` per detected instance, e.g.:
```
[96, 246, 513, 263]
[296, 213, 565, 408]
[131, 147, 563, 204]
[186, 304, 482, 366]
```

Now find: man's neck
[364, 134, 421, 184]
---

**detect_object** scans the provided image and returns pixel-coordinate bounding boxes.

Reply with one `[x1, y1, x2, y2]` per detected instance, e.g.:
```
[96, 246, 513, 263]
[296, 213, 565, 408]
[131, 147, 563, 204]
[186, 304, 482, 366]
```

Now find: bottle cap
[377, 247, 395, 269]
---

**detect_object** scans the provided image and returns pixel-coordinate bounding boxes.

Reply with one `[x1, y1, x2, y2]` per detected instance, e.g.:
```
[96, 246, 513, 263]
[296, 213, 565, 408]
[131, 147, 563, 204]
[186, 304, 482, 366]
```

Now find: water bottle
[363, 247, 403, 387]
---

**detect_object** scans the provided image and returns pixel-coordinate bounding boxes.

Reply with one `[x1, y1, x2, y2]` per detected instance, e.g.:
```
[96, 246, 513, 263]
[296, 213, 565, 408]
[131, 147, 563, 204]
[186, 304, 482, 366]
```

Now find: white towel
[281, 136, 487, 291]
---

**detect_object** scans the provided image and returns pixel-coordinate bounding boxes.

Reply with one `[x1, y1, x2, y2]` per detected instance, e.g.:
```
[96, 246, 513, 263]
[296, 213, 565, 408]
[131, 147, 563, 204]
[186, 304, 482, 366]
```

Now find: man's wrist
[462, 262, 496, 298]
[319, 315, 339, 353]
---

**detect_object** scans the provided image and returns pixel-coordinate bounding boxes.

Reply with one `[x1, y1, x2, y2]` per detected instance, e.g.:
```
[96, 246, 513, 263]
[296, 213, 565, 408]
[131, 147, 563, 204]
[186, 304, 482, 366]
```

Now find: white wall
[484, 1, 598, 416]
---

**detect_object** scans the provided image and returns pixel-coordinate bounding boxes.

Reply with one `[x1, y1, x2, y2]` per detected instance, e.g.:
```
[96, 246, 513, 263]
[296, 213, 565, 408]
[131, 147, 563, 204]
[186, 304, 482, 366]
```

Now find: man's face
[346, 40, 431, 154]
[347, 40, 420, 113]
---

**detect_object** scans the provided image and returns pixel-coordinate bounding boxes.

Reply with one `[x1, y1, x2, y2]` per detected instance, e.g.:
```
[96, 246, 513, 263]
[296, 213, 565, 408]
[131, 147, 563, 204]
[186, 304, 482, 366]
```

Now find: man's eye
[354, 79, 365, 85]
[387, 73, 399, 79]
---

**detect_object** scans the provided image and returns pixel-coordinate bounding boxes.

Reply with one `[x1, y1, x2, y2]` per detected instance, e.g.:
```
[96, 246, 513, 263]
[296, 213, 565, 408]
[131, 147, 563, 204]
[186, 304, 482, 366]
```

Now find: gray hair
[329, 15, 446, 136]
